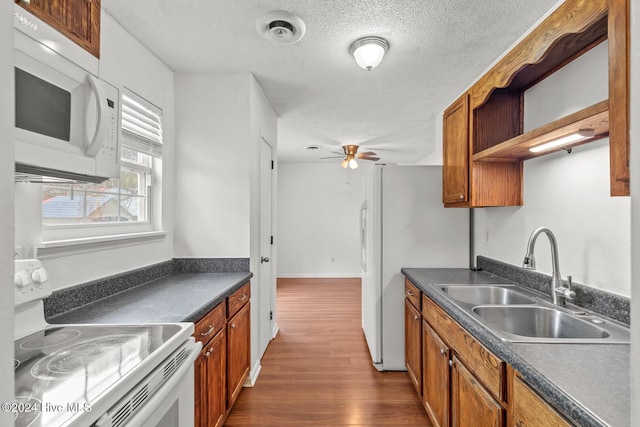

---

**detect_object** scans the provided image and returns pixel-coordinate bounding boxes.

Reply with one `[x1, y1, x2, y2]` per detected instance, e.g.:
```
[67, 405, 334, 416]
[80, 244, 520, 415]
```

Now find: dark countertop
[402, 268, 629, 427]
[48, 272, 253, 324]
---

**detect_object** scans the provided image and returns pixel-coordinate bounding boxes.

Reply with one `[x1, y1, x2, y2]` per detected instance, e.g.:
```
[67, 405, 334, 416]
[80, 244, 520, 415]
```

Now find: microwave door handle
[85, 74, 108, 158]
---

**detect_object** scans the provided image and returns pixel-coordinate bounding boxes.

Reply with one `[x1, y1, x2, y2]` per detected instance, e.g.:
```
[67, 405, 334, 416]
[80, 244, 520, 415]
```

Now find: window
[42, 89, 162, 228]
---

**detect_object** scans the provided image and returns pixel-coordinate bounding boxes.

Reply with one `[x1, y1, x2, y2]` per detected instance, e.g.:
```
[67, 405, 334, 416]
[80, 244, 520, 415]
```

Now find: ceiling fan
[321, 145, 380, 169]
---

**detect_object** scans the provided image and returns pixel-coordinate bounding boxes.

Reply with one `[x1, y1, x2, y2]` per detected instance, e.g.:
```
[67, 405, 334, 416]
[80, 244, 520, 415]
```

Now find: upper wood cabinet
[442, 94, 470, 205]
[15, 0, 101, 58]
[442, 0, 630, 206]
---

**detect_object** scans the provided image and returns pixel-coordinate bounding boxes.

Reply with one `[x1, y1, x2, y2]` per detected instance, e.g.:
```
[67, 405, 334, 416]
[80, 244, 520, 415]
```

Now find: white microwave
[13, 4, 120, 183]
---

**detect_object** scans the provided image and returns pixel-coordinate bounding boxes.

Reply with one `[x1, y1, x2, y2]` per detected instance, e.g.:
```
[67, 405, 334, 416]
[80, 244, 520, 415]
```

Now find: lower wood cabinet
[405, 299, 422, 395]
[195, 328, 226, 427]
[194, 281, 251, 427]
[510, 370, 571, 427]
[403, 283, 574, 427]
[451, 355, 503, 427]
[227, 302, 251, 408]
[422, 320, 450, 427]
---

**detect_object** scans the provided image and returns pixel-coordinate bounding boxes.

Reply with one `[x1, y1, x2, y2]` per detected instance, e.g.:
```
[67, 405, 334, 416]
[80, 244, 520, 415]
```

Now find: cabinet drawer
[512, 372, 572, 427]
[227, 282, 251, 319]
[423, 296, 505, 402]
[194, 303, 226, 346]
[405, 279, 421, 310]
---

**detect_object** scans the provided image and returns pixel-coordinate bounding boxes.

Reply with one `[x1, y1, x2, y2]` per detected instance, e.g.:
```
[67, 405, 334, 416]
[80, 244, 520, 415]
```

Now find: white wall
[174, 71, 278, 380]
[474, 41, 631, 297]
[277, 162, 366, 277]
[630, 0, 639, 421]
[173, 72, 251, 257]
[13, 12, 176, 290]
[1, 1, 15, 423]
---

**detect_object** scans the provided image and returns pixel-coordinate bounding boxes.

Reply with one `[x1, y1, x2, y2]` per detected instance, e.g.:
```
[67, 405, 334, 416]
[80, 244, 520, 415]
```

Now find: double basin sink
[433, 284, 630, 344]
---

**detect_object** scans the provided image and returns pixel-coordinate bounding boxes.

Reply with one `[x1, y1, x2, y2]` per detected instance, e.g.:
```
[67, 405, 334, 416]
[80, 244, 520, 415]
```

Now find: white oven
[13, 3, 121, 183]
[13, 259, 201, 427]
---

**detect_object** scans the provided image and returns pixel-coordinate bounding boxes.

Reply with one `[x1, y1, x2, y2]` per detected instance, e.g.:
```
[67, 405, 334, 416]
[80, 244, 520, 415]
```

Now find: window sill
[34, 231, 168, 259]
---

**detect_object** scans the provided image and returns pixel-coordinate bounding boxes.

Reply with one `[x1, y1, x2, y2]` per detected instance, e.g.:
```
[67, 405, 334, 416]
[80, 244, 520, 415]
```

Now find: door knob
[261, 256, 270, 263]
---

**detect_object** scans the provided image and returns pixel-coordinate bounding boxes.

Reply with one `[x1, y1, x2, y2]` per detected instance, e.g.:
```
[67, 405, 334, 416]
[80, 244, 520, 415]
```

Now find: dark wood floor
[225, 278, 431, 426]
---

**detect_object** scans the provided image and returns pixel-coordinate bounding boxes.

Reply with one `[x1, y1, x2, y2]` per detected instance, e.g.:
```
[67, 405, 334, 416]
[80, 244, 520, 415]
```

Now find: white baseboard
[244, 360, 261, 387]
[277, 273, 362, 278]
[271, 322, 279, 339]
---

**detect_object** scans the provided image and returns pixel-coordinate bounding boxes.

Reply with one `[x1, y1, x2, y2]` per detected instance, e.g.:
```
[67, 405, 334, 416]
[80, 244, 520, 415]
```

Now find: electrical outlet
[484, 229, 491, 246]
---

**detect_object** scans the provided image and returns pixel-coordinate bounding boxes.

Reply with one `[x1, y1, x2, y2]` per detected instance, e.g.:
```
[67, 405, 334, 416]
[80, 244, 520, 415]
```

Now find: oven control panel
[14, 259, 52, 306]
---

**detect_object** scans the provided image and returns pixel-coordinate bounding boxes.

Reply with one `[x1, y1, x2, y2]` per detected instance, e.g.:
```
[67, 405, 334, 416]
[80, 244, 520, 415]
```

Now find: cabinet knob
[231, 323, 236, 329]
[406, 290, 414, 297]
[261, 256, 270, 263]
[449, 359, 453, 367]
[414, 315, 419, 321]
[459, 194, 464, 200]
[20, 0, 31, 5]
[205, 351, 211, 358]
[440, 348, 446, 355]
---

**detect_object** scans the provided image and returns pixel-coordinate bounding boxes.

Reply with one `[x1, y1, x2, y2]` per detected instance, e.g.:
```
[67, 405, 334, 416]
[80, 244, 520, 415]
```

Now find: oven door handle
[85, 74, 108, 158]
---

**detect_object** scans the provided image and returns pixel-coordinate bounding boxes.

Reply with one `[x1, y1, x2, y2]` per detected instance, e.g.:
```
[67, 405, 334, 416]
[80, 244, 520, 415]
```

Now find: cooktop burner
[14, 396, 41, 427]
[31, 334, 151, 381]
[14, 324, 182, 427]
[19, 329, 81, 350]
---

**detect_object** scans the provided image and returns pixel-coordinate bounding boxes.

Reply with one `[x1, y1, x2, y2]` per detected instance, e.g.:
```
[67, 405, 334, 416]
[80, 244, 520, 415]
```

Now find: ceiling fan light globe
[341, 159, 349, 168]
[349, 158, 359, 169]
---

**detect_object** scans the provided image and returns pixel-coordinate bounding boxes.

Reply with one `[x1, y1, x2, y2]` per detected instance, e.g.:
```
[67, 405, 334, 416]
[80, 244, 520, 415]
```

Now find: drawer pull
[238, 293, 248, 302]
[406, 290, 414, 297]
[200, 325, 214, 337]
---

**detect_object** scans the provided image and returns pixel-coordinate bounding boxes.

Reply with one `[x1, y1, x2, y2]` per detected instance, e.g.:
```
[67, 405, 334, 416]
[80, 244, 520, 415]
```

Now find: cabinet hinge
[271, 160, 274, 170]
[270, 311, 273, 320]
[270, 235, 274, 245]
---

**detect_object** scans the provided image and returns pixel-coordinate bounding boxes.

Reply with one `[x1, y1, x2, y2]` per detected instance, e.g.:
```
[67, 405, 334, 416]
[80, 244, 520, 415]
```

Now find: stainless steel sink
[440, 285, 536, 306]
[472, 306, 611, 340]
[431, 284, 630, 344]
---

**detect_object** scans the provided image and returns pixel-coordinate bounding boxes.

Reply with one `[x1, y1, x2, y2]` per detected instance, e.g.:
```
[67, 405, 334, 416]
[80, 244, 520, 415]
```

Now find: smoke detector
[256, 11, 306, 44]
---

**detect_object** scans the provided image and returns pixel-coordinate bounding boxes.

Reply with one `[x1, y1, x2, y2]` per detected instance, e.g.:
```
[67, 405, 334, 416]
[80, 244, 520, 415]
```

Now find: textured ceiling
[102, 0, 560, 164]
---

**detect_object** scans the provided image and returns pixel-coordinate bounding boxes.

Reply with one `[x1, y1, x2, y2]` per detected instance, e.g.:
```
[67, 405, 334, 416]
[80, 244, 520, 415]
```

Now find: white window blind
[121, 89, 163, 157]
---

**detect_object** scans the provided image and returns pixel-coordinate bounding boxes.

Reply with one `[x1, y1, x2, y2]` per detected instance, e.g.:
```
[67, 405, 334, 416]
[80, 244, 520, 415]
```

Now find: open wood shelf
[472, 100, 609, 162]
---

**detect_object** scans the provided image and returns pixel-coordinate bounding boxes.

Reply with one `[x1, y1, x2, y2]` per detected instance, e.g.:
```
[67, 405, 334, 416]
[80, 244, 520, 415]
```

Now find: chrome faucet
[522, 227, 575, 306]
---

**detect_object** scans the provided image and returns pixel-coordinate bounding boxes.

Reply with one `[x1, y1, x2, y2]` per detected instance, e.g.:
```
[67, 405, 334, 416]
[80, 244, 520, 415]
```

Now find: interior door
[259, 138, 274, 353]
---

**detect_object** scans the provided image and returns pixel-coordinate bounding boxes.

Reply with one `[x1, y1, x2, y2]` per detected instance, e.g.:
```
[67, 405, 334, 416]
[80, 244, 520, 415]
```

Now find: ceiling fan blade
[358, 151, 377, 157]
[329, 150, 344, 155]
[360, 156, 381, 161]
[319, 156, 344, 159]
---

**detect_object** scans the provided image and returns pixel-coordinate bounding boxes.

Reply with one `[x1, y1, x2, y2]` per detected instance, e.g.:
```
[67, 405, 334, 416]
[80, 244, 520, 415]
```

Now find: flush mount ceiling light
[349, 36, 389, 71]
[256, 11, 306, 45]
[529, 129, 596, 153]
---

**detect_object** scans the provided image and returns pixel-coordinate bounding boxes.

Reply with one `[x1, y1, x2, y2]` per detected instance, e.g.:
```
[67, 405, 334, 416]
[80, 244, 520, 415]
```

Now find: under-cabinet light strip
[529, 129, 595, 153]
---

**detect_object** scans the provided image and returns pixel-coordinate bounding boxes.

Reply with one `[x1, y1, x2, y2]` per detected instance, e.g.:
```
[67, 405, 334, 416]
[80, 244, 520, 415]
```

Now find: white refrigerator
[361, 165, 469, 371]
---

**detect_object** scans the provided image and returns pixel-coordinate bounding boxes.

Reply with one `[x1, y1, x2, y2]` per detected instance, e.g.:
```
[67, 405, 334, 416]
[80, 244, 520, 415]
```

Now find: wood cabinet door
[195, 329, 227, 427]
[511, 373, 571, 427]
[405, 299, 422, 395]
[451, 356, 503, 427]
[442, 93, 470, 205]
[422, 320, 450, 427]
[227, 302, 251, 408]
[16, 0, 101, 57]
